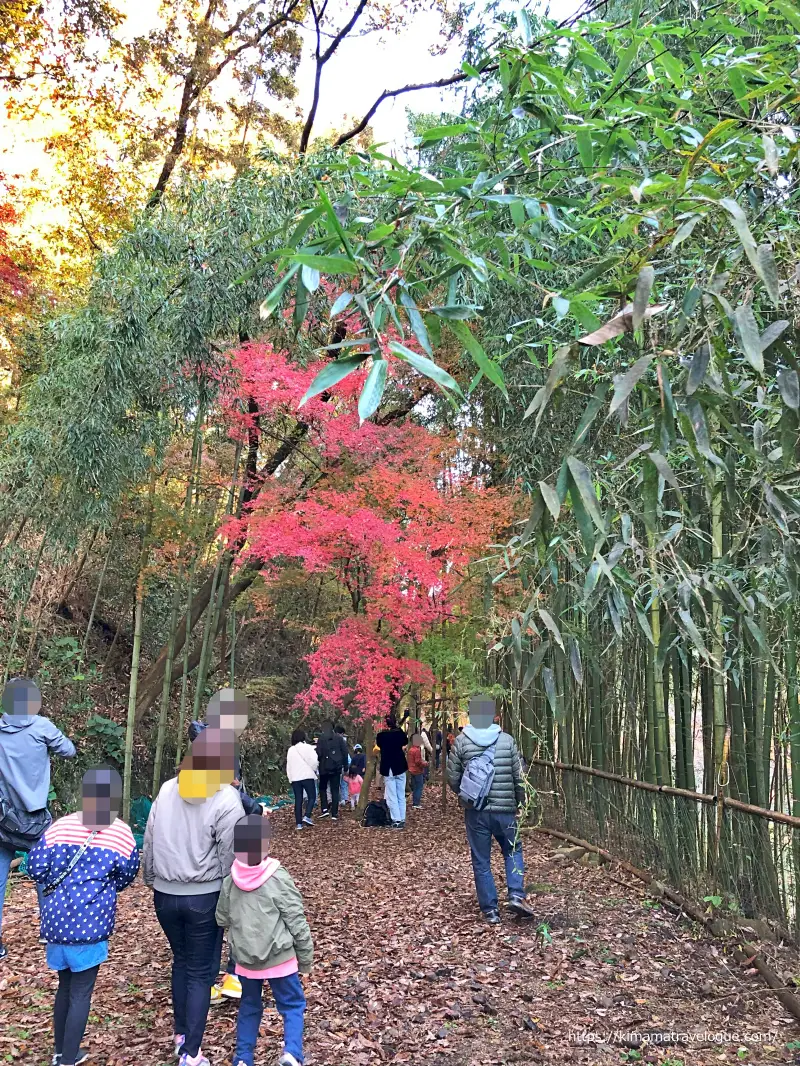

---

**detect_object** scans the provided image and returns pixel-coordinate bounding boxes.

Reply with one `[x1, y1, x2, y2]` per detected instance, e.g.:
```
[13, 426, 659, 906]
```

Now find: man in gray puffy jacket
[0, 678, 76, 959]
[447, 695, 534, 924]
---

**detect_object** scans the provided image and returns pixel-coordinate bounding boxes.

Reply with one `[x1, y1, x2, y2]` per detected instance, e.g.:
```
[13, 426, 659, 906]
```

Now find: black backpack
[361, 800, 390, 828]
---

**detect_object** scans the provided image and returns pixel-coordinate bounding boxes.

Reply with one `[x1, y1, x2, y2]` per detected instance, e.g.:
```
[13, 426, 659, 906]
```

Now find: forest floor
[1, 790, 799, 1066]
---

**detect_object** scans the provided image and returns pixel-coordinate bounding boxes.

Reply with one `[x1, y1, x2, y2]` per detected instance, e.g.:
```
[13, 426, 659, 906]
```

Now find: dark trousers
[292, 779, 317, 826]
[318, 771, 341, 817]
[410, 772, 425, 807]
[54, 964, 99, 1064]
[154, 890, 223, 1057]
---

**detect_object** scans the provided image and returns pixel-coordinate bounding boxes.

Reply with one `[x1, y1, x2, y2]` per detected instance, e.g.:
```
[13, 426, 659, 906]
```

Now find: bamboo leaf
[542, 666, 558, 715]
[519, 491, 545, 546]
[757, 244, 781, 307]
[671, 214, 702, 249]
[678, 608, 711, 661]
[357, 358, 388, 422]
[571, 382, 609, 450]
[686, 345, 710, 395]
[301, 264, 321, 292]
[299, 355, 367, 406]
[760, 319, 789, 351]
[732, 304, 765, 374]
[259, 263, 301, 319]
[539, 481, 561, 522]
[288, 253, 360, 275]
[448, 320, 507, 397]
[566, 456, 605, 532]
[568, 637, 583, 687]
[522, 641, 549, 691]
[610, 354, 652, 418]
[539, 608, 565, 651]
[575, 127, 593, 173]
[685, 397, 723, 467]
[388, 342, 463, 397]
[647, 450, 680, 489]
[777, 368, 800, 410]
[719, 197, 758, 266]
[632, 265, 655, 331]
[524, 344, 573, 435]
[330, 291, 353, 317]
[399, 290, 433, 357]
[763, 133, 779, 177]
[634, 605, 654, 645]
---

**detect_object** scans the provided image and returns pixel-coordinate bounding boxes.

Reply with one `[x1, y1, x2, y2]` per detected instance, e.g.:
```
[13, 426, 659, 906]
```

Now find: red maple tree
[217, 333, 514, 724]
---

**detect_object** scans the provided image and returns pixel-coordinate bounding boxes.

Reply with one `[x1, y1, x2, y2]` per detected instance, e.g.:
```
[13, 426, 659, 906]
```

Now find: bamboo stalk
[122, 471, 157, 822]
[3, 533, 47, 684]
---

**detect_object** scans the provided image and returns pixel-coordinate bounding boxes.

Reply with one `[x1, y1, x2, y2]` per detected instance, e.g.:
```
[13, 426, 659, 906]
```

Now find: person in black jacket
[375, 714, 408, 828]
[349, 744, 366, 778]
[316, 721, 348, 821]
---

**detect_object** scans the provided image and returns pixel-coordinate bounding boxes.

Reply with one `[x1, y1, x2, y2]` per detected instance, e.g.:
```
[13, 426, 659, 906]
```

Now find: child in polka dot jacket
[28, 767, 139, 1066]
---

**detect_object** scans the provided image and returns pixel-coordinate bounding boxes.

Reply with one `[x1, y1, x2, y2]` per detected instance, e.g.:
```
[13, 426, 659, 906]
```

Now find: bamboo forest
[2, 0, 800, 1062]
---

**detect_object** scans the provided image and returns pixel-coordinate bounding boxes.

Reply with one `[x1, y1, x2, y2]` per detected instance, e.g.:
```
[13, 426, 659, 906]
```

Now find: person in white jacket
[286, 729, 319, 830]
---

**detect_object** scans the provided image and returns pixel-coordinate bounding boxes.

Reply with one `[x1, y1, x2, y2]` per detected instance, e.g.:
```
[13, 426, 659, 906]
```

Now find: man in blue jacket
[0, 677, 76, 960]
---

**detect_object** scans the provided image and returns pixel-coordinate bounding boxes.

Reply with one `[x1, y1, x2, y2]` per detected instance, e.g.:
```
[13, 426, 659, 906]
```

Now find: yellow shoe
[210, 983, 224, 1005]
[219, 973, 242, 999]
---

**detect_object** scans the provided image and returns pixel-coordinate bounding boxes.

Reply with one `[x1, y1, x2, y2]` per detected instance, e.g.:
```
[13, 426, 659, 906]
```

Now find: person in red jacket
[407, 735, 428, 810]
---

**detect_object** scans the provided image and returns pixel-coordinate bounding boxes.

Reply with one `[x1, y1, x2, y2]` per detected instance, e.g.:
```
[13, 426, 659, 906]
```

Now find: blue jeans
[410, 773, 424, 807]
[0, 842, 45, 943]
[464, 809, 525, 914]
[235, 972, 305, 1066]
[154, 890, 223, 1056]
[384, 771, 406, 823]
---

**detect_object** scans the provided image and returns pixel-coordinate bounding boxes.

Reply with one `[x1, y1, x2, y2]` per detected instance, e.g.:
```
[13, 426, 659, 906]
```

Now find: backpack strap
[43, 829, 99, 898]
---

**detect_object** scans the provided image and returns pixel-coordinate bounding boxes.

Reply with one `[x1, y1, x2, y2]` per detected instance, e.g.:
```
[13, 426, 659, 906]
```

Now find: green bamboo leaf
[357, 358, 388, 422]
[566, 456, 605, 532]
[519, 491, 545, 547]
[399, 290, 433, 357]
[430, 305, 479, 320]
[760, 319, 789, 351]
[539, 609, 565, 652]
[647, 450, 680, 489]
[542, 666, 558, 716]
[539, 481, 561, 522]
[685, 397, 723, 467]
[671, 214, 702, 250]
[610, 354, 652, 419]
[568, 637, 583, 687]
[678, 608, 711, 661]
[293, 275, 309, 329]
[726, 66, 749, 114]
[774, 0, 800, 32]
[632, 265, 655, 331]
[299, 355, 367, 406]
[287, 253, 360, 275]
[301, 264, 321, 292]
[634, 605, 654, 645]
[524, 344, 573, 434]
[744, 615, 772, 659]
[757, 244, 780, 307]
[330, 291, 353, 317]
[448, 320, 507, 397]
[777, 368, 800, 410]
[388, 342, 463, 397]
[686, 345, 710, 395]
[732, 304, 765, 373]
[522, 641, 550, 691]
[575, 128, 593, 173]
[259, 263, 301, 319]
[571, 382, 609, 450]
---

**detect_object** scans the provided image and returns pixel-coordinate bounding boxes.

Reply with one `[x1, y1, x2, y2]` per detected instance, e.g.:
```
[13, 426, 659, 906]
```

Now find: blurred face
[81, 768, 122, 829]
[207, 688, 249, 737]
[2, 678, 41, 717]
[469, 695, 495, 729]
[234, 814, 272, 866]
[178, 729, 236, 802]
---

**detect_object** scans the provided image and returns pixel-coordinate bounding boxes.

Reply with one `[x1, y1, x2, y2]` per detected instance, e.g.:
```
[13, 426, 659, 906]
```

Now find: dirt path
[1, 799, 797, 1065]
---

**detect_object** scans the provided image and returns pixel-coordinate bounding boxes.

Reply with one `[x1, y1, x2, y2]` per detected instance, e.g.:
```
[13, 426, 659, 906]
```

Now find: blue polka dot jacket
[28, 813, 140, 945]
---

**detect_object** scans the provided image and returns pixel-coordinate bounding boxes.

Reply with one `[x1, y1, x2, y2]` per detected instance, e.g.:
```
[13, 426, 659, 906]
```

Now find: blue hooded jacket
[0, 714, 76, 812]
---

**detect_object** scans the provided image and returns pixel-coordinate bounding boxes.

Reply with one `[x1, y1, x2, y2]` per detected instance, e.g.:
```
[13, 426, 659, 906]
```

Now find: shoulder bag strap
[43, 828, 99, 898]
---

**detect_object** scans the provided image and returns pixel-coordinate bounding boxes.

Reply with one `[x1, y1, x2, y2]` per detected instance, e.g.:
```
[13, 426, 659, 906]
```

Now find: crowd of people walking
[0, 678, 534, 1066]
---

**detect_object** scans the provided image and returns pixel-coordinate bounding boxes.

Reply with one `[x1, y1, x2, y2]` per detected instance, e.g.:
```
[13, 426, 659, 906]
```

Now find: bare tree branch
[299, 0, 369, 154]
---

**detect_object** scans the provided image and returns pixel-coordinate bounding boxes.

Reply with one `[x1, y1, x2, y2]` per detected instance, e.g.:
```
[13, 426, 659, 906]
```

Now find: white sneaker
[279, 1054, 302, 1066]
[302, 816, 314, 826]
